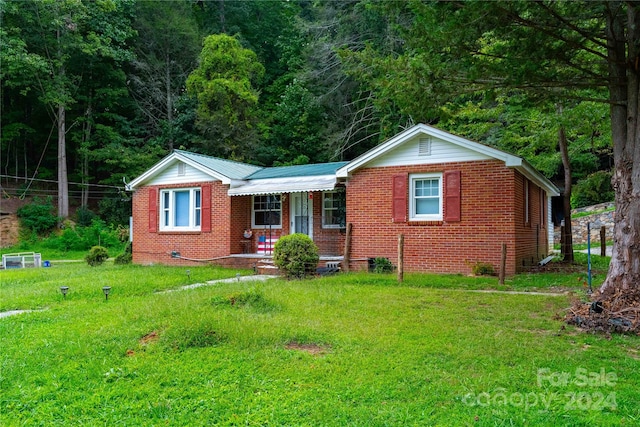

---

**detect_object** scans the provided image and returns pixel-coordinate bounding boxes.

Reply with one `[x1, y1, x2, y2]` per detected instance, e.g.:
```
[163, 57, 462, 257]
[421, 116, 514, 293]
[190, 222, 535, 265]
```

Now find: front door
[290, 192, 313, 239]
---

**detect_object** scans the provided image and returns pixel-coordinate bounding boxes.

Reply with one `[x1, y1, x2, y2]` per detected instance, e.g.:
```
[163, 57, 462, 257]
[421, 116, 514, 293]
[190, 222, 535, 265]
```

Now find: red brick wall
[131, 165, 548, 274]
[345, 160, 548, 275]
[234, 192, 345, 255]
[131, 181, 230, 265]
[133, 188, 346, 266]
[514, 173, 550, 271]
[310, 191, 346, 255]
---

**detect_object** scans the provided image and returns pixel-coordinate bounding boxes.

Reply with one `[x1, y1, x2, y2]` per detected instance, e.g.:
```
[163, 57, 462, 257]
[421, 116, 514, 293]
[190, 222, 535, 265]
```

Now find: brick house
[127, 124, 558, 275]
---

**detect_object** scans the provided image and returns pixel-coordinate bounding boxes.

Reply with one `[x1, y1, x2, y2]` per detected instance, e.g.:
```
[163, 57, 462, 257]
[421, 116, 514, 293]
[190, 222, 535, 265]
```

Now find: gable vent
[418, 137, 432, 156]
[177, 162, 186, 176]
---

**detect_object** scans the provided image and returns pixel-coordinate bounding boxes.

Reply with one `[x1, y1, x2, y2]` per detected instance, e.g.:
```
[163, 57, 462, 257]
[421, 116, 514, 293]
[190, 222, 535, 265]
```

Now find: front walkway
[158, 274, 279, 293]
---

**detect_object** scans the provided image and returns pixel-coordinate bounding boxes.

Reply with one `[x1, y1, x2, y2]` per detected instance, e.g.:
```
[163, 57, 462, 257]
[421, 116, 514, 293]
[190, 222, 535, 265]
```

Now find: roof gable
[337, 123, 559, 196]
[127, 151, 263, 189]
[337, 124, 521, 178]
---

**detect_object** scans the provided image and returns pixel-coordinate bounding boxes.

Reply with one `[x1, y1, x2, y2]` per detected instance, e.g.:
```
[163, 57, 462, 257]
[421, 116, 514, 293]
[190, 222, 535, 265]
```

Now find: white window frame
[159, 187, 201, 231]
[322, 190, 346, 229]
[410, 173, 443, 221]
[252, 194, 282, 228]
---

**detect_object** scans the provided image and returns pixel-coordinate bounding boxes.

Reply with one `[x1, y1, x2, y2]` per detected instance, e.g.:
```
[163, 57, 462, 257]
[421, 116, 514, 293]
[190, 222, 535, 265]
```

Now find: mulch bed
[566, 288, 640, 335]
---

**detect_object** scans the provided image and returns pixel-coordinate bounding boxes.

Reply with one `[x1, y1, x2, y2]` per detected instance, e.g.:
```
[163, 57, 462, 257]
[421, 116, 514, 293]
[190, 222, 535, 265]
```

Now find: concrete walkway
[0, 309, 45, 319]
[580, 246, 613, 257]
[158, 274, 279, 293]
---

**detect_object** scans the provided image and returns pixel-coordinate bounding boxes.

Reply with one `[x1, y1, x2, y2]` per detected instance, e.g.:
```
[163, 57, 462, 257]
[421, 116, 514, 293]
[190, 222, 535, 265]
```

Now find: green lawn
[1, 263, 637, 426]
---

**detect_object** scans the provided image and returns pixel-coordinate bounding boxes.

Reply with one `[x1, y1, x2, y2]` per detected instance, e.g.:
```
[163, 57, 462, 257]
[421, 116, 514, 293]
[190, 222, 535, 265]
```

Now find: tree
[345, 1, 639, 291]
[128, 0, 200, 151]
[2, 0, 135, 218]
[186, 34, 264, 160]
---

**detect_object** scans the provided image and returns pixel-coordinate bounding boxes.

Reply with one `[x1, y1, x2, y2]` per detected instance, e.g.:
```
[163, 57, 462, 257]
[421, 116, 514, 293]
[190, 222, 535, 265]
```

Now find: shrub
[472, 262, 495, 276]
[114, 252, 132, 265]
[273, 233, 319, 278]
[16, 196, 58, 234]
[85, 246, 109, 266]
[114, 242, 132, 265]
[373, 257, 394, 273]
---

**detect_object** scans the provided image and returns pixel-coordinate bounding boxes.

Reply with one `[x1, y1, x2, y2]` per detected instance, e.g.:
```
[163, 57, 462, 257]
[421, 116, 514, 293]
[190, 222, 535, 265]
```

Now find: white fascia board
[176, 154, 233, 184]
[516, 161, 560, 197]
[336, 125, 426, 178]
[126, 152, 232, 190]
[336, 123, 524, 177]
[127, 152, 177, 190]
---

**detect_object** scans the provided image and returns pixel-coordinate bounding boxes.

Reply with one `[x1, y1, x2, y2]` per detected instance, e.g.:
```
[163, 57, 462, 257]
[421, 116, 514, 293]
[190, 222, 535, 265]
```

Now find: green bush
[114, 242, 132, 265]
[571, 170, 614, 209]
[472, 262, 495, 276]
[114, 252, 132, 265]
[273, 233, 319, 278]
[85, 246, 109, 266]
[373, 257, 394, 273]
[16, 196, 58, 234]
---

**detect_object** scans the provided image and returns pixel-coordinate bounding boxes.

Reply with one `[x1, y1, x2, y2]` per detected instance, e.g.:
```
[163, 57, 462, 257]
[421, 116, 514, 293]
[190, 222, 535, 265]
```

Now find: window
[410, 173, 442, 221]
[160, 188, 201, 231]
[252, 194, 281, 228]
[322, 190, 346, 228]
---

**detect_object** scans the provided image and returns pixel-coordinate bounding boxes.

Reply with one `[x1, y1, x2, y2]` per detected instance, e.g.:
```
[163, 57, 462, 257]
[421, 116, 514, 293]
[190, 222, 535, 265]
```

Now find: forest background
[1, 0, 614, 227]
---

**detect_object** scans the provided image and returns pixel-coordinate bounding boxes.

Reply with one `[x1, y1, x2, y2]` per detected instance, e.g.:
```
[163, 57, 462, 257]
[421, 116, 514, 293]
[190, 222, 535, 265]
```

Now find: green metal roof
[174, 150, 262, 180]
[246, 161, 349, 180]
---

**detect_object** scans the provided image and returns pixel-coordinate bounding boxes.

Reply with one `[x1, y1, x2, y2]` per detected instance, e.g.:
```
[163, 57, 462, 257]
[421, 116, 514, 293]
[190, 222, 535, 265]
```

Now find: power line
[0, 175, 124, 189]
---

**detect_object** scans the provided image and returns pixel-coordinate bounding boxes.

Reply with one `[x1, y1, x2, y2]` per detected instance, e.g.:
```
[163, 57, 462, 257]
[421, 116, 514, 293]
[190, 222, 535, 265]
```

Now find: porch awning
[228, 175, 338, 196]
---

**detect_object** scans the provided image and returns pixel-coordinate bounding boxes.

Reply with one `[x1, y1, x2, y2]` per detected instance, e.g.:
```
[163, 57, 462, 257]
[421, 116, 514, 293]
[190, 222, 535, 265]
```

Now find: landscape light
[60, 286, 69, 299]
[186, 270, 191, 281]
[102, 286, 111, 301]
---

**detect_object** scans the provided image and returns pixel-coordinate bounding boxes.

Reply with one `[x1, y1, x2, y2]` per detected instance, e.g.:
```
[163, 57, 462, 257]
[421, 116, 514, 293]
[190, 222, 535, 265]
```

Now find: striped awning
[228, 175, 338, 196]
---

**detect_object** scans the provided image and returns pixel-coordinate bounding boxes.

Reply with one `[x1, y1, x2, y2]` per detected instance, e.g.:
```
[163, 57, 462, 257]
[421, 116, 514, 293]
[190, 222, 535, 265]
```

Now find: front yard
[0, 261, 637, 426]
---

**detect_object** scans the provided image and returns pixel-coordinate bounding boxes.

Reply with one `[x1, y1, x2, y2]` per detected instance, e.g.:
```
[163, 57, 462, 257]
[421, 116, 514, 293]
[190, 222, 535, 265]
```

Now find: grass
[572, 206, 615, 219]
[0, 240, 128, 261]
[1, 262, 638, 426]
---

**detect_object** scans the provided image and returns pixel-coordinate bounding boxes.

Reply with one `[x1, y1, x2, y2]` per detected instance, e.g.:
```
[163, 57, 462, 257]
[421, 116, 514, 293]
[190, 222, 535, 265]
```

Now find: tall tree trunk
[219, 0, 225, 33]
[165, 54, 173, 151]
[57, 103, 69, 218]
[81, 104, 93, 208]
[601, 2, 640, 291]
[558, 124, 574, 262]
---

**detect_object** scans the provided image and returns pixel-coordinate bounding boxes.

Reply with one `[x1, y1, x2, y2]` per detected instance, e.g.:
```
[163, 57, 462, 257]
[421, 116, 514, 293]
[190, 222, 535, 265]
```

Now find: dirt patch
[140, 331, 160, 345]
[285, 342, 330, 355]
[0, 214, 20, 248]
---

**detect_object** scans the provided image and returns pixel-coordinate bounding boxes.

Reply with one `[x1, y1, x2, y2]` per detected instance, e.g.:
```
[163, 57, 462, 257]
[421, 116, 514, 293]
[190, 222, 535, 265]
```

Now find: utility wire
[0, 174, 123, 189]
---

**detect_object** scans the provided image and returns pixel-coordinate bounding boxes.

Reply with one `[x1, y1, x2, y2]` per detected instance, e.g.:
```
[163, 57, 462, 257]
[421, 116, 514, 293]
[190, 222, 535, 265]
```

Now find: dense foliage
[2, 0, 614, 223]
[16, 197, 59, 234]
[85, 245, 109, 266]
[273, 233, 319, 278]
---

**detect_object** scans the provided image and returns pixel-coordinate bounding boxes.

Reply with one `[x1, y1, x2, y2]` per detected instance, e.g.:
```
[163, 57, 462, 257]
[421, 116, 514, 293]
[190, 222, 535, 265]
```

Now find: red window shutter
[201, 183, 212, 232]
[392, 173, 408, 223]
[148, 188, 158, 233]
[444, 170, 461, 222]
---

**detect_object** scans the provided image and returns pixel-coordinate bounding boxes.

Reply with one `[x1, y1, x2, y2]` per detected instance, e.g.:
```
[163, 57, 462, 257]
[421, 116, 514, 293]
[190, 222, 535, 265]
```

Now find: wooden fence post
[600, 226, 606, 257]
[343, 223, 352, 272]
[499, 243, 507, 285]
[398, 234, 404, 283]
